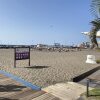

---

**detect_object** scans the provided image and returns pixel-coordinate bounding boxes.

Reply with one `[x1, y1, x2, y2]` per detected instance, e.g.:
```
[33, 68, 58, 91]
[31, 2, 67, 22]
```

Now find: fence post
[87, 79, 89, 97]
[14, 48, 16, 68]
[29, 47, 30, 66]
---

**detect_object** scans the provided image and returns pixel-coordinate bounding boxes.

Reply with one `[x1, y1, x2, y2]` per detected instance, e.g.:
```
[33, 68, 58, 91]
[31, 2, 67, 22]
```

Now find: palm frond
[91, 0, 100, 18]
[90, 18, 100, 28]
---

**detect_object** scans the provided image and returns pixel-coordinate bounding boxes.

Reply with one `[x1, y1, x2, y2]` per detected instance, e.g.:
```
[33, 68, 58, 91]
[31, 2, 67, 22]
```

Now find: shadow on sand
[89, 94, 100, 97]
[0, 84, 26, 92]
[0, 97, 18, 100]
[24, 65, 50, 69]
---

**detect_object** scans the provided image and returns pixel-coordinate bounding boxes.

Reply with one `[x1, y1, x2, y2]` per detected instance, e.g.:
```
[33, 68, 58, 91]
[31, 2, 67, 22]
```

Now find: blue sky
[0, 0, 93, 45]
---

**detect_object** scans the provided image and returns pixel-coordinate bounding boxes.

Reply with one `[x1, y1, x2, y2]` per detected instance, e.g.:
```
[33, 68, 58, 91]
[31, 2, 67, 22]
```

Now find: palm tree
[90, 18, 100, 48]
[89, 0, 100, 48]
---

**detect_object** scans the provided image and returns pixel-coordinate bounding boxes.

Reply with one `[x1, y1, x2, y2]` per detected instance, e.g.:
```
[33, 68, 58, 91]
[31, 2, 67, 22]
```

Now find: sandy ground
[0, 49, 100, 88]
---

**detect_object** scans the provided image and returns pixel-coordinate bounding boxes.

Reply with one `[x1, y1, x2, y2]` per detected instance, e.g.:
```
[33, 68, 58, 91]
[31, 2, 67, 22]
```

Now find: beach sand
[0, 49, 100, 88]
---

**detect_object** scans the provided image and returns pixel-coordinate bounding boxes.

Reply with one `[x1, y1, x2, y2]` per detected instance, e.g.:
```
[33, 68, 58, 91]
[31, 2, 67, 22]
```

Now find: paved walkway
[1, 70, 99, 100]
[0, 72, 88, 100]
[0, 73, 60, 100]
[42, 82, 88, 100]
[78, 70, 100, 88]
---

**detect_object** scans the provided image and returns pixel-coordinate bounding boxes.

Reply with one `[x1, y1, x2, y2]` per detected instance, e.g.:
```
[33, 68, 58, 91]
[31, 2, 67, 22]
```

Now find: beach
[0, 49, 100, 88]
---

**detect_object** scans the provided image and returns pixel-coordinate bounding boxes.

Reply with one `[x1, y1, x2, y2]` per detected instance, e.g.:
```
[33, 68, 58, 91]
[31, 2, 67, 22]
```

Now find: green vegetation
[89, 88, 100, 95]
[96, 59, 100, 63]
[80, 88, 100, 100]
[96, 48, 100, 52]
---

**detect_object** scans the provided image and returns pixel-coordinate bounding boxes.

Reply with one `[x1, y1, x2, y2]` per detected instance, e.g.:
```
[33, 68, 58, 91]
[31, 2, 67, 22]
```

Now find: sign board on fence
[14, 47, 30, 68]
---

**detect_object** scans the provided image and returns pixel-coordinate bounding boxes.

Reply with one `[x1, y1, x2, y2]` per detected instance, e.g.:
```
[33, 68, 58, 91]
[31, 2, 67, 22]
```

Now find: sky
[0, 0, 94, 45]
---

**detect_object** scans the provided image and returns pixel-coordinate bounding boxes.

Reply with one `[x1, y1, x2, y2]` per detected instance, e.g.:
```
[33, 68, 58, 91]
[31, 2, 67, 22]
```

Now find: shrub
[96, 59, 100, 64]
